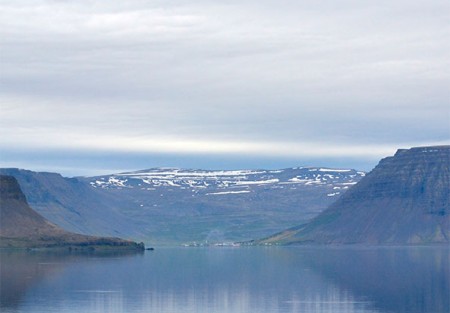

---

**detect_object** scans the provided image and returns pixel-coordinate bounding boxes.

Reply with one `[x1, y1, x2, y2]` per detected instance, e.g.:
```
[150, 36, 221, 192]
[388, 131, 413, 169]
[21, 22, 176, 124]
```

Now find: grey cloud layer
[1, 0, 449, 158]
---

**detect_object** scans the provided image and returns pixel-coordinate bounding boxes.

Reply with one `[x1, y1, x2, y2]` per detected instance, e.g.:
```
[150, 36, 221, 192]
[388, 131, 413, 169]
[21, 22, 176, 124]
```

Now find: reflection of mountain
[261, 146, 450, 244]
[0, 175, 144, 249]
[0, 250, 143, 310]
[301, 247, 450, 313]
[1, 248, 447, 313]
[0, 251, 66, 309]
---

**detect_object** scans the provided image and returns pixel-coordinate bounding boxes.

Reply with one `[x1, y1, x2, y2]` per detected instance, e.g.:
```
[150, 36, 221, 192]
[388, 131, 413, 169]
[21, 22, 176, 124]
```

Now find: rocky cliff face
[260, 146, 449, 245]
[0, 175, 144, 250]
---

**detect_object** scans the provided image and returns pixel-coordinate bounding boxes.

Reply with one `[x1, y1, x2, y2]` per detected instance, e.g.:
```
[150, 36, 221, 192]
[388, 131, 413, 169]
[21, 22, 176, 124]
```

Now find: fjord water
[1, 247, 448, 313]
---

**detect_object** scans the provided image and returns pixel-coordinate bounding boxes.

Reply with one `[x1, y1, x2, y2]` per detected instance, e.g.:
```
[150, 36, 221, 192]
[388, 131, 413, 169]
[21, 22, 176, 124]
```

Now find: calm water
[0, 246, 448, 313]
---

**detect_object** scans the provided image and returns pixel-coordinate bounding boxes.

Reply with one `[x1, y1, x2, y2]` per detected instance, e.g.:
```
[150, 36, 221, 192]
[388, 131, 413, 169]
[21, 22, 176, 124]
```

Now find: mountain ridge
[80, 166, 365, 244]
[257, 145, 449, 245]
[1, 166, 365, 245]
[0, 168, 143, 239]
[0, 175, 144, 250]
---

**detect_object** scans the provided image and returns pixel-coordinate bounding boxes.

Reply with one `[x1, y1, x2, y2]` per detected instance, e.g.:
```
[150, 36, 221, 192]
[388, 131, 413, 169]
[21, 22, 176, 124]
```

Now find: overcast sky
[1, 0, 449, 176]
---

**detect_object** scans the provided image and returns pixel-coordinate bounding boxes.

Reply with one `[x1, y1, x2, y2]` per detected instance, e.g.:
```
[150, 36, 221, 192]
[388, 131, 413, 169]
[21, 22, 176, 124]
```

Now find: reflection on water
[301, 247, 450, 313]
[0, 250, 142, 313]
[0, 247, 448, 313]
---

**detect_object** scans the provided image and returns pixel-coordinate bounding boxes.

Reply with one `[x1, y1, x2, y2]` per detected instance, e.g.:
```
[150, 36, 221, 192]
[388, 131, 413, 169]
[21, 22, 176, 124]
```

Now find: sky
[1, 0, 449, 176]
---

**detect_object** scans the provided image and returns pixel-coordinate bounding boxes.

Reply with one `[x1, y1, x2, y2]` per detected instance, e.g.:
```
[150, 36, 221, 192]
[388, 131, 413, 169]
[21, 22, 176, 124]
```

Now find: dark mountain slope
[0, 175, 62, 238]
[259, 146, 449, 245]
[0, 175, 144, 249]
[0, 169, 142, 239]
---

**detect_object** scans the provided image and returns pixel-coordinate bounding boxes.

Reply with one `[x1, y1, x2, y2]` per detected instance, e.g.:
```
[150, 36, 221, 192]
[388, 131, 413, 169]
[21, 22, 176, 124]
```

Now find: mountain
[81, 167, 365, 244]
[0, 175, 144, 250]
[1, 167, 365, 245]
[0, 168, 143, 239]
[257, 146, 450, 245]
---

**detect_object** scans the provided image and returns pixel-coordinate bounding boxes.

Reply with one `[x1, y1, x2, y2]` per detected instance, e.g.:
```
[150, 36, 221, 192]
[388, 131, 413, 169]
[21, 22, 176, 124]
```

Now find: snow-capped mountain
[89, 167, 365, 199]
[0, 166, 366, 246]
[81, 167, 365, 245]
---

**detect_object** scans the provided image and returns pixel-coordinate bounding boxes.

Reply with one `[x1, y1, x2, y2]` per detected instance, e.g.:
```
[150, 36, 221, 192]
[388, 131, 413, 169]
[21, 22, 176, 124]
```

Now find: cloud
[0, 0, 449, 171]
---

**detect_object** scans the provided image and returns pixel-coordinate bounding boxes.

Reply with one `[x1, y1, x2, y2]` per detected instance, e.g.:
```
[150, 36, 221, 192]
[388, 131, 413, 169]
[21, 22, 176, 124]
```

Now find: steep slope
[0, 175, 63, 238]
[0, 169, 142, 239]
[259, 146, 449, 245]
[0, 175, 144, 249]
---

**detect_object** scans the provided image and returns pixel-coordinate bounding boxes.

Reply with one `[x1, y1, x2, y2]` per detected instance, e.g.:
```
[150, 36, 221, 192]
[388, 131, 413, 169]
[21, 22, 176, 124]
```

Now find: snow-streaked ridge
[88, 167, 365, 196]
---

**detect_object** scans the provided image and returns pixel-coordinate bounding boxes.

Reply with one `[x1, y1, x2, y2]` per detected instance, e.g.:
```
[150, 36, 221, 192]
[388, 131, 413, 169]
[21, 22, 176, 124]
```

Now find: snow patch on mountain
[88, 167, 365, 192]
[319, 168, 352, 172]
[207, 190, 251, 195]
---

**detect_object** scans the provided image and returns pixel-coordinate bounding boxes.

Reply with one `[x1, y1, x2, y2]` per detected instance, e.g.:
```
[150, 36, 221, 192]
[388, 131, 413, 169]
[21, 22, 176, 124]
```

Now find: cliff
[259, 146, 449, 245]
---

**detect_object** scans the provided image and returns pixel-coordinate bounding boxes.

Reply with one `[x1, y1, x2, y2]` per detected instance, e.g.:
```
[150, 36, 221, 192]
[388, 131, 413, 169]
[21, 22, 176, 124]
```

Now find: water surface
[1, 246, 448, 313]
